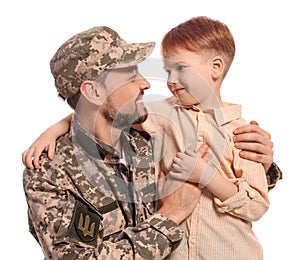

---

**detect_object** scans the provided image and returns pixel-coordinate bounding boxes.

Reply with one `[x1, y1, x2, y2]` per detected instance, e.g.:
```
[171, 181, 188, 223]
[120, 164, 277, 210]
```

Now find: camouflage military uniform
[23, 118, 183, 259]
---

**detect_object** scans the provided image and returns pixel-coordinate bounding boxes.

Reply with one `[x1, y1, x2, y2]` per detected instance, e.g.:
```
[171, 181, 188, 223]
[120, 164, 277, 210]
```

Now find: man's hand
[233, 121, 274, 172]
[157, 171, 201, 224]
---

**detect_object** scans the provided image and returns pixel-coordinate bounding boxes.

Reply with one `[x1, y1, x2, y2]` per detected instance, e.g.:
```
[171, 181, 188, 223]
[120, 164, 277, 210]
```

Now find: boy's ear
[80, 81, 103, 105]
[211, 56, 224, 80]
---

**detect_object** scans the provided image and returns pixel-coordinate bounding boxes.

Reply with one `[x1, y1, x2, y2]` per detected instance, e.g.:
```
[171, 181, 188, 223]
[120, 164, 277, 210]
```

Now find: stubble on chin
[103, 99, 148, 129]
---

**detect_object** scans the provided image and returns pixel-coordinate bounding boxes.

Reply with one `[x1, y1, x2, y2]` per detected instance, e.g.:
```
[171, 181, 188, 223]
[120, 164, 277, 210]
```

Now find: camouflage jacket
[23, 119, 183, 259]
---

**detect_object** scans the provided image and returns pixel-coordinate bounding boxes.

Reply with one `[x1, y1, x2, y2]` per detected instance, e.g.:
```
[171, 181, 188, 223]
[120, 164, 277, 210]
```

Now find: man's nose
[137, 73, 150, 90]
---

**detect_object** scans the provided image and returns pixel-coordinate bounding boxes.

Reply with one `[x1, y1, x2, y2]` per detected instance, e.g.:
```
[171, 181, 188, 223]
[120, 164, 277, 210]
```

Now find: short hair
[161, 16, 235, 77]
[67, 70, 109, 110]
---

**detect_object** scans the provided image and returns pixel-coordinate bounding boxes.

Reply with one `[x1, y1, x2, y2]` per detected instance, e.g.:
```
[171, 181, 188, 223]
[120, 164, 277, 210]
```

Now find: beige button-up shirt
[143, 97, 269, 260]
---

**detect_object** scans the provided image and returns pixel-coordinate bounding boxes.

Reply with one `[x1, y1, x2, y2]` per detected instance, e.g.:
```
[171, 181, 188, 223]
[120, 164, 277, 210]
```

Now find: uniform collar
[70, 116, 148, 162]
[71, 115, 120, 162]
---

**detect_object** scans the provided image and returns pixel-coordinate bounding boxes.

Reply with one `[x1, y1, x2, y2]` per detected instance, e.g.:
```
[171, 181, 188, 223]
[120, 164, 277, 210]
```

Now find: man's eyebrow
[123, 65, 138, 72]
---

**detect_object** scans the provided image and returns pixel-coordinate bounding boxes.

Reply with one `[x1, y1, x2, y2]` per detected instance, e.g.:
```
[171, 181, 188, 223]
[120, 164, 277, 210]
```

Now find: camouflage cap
[50, 26, 155, 100]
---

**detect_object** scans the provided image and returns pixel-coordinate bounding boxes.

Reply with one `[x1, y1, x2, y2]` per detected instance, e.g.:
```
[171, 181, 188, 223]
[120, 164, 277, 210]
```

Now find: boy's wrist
[199, 164, 217, 188]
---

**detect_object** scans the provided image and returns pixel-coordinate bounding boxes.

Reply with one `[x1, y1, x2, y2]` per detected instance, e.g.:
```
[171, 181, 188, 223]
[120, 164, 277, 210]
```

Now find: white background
[1, 0, 299, 259]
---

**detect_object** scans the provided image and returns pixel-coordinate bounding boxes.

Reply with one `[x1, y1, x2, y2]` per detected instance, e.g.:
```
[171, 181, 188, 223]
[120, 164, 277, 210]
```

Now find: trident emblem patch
[68, 199, 102, 245]
[78, 213, 96, 237]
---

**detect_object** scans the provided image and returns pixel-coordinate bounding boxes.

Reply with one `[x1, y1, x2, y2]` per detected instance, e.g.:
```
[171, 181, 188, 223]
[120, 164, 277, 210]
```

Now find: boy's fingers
[185, 144, 198, 156]
[173, 157, 181, 164]
[22, 148, 35, 170]
[198, 143, 209, 157]
[202, 152, 210, 162]
[48, 143, 55, 160]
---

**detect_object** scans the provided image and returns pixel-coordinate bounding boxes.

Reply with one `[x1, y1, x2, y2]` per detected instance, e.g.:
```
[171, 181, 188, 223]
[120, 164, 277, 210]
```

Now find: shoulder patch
[68, 199, 103, 246]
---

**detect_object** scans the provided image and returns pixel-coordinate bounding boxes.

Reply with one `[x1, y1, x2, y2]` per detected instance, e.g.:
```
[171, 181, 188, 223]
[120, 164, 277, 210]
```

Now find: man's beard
[103, 97, 148, 129]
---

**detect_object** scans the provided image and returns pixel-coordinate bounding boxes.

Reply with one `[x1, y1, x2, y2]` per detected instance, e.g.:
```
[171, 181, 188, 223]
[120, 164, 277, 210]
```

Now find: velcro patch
[68, 199, 103, 246]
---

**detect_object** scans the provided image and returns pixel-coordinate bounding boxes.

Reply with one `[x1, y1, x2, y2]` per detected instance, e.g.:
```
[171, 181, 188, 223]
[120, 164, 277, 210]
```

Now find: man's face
[102, 66, 150, 128]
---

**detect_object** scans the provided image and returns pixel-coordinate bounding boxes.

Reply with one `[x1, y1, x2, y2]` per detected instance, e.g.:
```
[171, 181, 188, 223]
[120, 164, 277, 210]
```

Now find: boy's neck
[195, 93, 224, 110]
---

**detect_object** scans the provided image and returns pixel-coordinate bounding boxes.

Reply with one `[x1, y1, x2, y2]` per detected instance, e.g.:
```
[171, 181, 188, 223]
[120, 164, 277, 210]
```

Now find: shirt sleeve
[213, 147, 270, 222]
[23, 164, 183, 260]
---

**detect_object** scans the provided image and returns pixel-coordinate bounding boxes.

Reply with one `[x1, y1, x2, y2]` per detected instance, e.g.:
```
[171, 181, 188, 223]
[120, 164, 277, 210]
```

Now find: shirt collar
[175, 102, 242, 126]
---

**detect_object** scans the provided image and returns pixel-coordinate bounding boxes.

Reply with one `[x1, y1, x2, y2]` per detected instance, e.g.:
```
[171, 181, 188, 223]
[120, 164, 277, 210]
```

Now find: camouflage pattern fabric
[266, 162, 283, 191]
[23, 118, 183, 259]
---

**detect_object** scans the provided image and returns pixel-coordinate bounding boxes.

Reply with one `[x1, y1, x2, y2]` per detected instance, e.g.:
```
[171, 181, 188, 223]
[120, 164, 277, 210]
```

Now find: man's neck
[76, 112, 123, 153]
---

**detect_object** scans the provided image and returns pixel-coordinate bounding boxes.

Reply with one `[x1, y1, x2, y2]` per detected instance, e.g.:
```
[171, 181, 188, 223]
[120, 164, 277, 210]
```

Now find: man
[23, 26, 281, 259]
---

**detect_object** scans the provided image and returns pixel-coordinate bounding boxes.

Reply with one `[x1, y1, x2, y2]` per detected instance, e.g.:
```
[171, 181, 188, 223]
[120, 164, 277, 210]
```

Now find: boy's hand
[22, 132, 56, 170]
[169, 143, 215, 187]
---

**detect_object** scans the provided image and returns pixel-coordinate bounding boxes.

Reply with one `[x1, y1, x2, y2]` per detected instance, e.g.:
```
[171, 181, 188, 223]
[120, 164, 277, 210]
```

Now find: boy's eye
[177, 65, 186, 71]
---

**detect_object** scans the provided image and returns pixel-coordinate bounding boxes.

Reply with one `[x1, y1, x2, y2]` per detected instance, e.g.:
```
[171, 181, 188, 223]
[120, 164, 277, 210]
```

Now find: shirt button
[190, 238, 196, 244]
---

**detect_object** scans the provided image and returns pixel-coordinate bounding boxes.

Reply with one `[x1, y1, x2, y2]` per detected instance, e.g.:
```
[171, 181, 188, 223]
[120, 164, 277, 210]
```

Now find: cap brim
[108, 42, 155, 69]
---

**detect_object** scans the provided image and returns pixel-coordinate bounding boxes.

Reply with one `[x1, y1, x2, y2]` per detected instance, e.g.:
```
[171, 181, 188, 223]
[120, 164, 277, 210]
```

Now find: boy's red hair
[161, 16, 235, 76]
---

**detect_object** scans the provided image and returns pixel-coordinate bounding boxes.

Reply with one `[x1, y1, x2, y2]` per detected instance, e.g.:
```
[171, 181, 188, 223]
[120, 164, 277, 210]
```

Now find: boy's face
[163, 49, 213, 107]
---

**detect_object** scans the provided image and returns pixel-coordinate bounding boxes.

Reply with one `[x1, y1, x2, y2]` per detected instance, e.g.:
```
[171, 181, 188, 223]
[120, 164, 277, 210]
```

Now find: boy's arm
[22, 114, 72, 169]
[169, 141, 269, 221]
[170, 146, 238, 202]
[212, 150, 270, 221]
[233, 120, 282, 189]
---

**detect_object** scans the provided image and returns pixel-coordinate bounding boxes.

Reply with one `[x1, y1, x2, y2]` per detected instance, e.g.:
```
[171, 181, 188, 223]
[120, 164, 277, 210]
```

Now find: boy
[147, 16, 269, 259]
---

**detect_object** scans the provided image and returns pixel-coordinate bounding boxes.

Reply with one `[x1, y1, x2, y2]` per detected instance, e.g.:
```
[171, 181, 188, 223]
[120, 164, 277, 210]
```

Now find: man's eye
[129, 70, 138, 80]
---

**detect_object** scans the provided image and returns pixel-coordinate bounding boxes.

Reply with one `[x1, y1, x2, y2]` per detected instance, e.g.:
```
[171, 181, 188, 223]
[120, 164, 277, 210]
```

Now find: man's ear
[211, 56, 224, 80]
[80, 81, 103, 105]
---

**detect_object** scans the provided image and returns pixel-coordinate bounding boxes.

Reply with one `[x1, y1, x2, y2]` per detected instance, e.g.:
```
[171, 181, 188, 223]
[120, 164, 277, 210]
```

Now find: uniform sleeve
[23, 165, 183, 260]
[266, 162, 283, 190]
[213, 147, 270, 222]
[122, 214, 184, 259]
